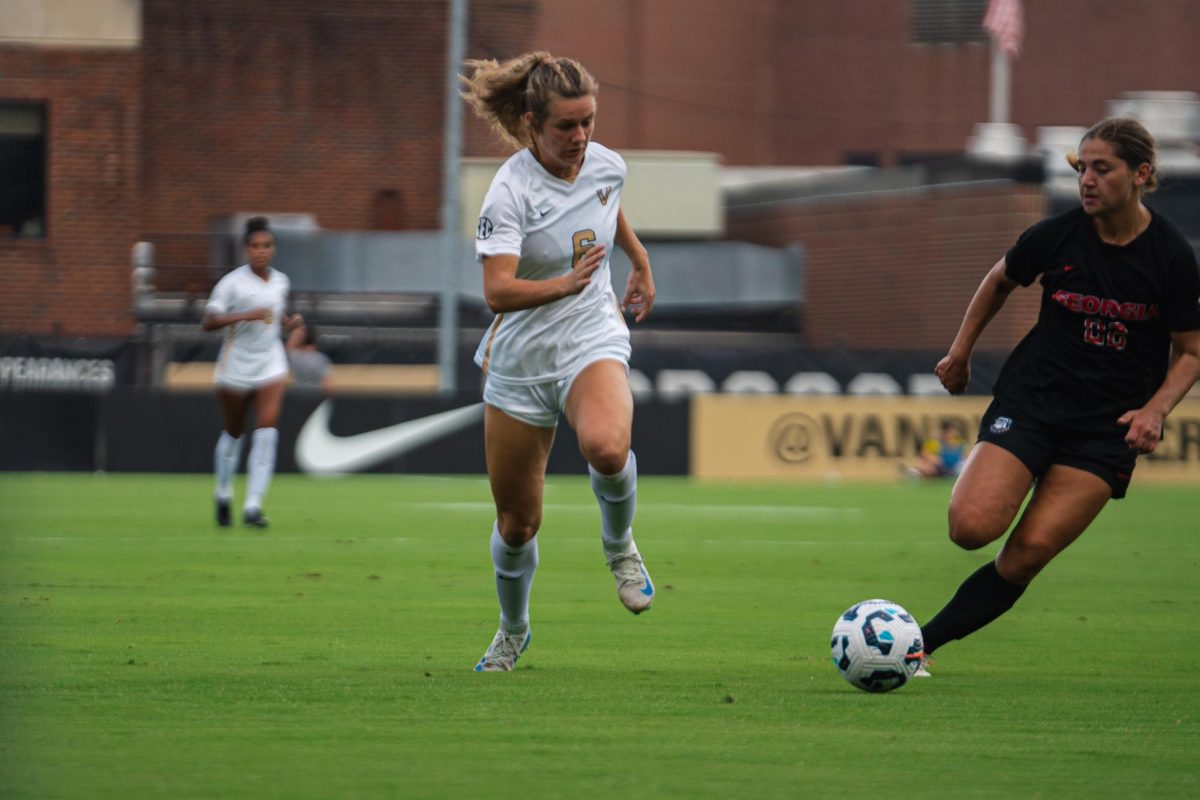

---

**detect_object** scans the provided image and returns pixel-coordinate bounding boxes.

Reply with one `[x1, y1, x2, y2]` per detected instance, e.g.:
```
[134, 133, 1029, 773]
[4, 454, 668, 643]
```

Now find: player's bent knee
[579, 439, 629, 476]
[947, 527, 990, 550]
[947, 509, 1006, 550]
[496, 513, 541, 545]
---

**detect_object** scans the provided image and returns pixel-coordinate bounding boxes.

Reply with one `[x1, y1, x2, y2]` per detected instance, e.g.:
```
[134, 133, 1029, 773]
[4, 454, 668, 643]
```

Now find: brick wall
[536, 0, 1200, 165]
[0, 47, 142, 337]
[139, 0, 536, 289]
[3, 0, 1197, 340]
[727, 184, 1047, 350]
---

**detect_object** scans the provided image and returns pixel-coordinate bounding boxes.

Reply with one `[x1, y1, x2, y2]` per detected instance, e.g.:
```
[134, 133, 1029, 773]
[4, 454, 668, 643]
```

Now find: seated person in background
[904, 420, 967, 479]
[286, 323, 333, 392]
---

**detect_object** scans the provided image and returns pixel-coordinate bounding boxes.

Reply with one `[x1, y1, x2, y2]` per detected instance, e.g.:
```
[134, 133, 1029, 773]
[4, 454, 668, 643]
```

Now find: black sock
[922, 561, 1026, 655]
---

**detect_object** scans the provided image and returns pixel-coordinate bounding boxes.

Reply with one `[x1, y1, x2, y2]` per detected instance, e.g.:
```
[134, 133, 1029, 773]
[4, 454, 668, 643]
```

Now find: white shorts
[214, 367, 289, 392]
[483, 345, 630, 428]
[214, 338, 289, 392]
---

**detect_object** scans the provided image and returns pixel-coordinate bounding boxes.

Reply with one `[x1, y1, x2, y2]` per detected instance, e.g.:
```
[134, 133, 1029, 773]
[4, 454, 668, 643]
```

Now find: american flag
[984, 0, 1024, 57]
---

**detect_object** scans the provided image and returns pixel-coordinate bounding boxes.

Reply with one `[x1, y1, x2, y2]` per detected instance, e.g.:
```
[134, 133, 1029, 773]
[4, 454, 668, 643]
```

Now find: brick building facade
[0, 47, 142, 337]
[533, 0, 1200, 166]
[139, 0, 536, 296]
[1, 0, 1196, 341]
[727, 180, 1046, 350]
[1, 0, 537, 336]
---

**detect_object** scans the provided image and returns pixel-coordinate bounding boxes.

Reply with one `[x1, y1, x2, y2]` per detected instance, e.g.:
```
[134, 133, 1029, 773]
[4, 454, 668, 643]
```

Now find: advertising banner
[165, 340, 1010, 400]
[0, 389, 690, 475]
[0, 336, 138, 392]
[691, 395, 1200, 483]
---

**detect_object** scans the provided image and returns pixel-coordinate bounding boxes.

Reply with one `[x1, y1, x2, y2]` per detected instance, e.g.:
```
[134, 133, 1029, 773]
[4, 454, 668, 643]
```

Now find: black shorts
[977, 399, 1137, 499]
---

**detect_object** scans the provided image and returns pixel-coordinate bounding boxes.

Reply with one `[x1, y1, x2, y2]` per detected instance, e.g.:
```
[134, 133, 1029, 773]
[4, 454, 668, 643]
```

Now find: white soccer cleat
[473, 628, 531, 672]
[608, 551, 655, 614]
[914, 653, 933, 678]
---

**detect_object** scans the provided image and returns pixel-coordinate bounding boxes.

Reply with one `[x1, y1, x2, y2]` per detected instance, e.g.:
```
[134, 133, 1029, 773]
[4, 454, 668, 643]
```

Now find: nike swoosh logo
[295, 400, 484, 475]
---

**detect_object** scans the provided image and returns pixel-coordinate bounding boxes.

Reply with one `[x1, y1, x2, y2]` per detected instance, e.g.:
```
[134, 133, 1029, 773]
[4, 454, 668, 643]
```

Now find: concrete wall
[1, 0, 141, 48]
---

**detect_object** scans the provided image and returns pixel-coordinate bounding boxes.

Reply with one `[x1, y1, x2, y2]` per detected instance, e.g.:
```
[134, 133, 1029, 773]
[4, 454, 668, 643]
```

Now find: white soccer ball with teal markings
[830, 599, 924, 693]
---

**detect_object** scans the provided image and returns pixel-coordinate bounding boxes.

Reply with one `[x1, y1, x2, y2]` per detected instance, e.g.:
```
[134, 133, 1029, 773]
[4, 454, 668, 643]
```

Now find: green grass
[1, 473, 1197, 799]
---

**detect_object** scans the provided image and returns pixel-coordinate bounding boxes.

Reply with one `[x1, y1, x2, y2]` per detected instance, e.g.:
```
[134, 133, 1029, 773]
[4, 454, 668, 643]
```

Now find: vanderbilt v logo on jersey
[596, 186, 613, 206]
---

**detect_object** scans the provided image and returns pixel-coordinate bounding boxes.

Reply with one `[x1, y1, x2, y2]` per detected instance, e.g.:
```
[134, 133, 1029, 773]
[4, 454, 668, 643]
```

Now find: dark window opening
[843, 152, 882, 168]
[911, 0, 988, 45]
[0, 103, 47, 238]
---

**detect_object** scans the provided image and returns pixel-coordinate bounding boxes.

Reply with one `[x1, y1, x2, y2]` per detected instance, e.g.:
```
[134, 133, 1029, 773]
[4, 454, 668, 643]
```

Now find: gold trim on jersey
[480, 313, 504, 374]
[612, 294, 628, 329]
[218, 324, 238, 371]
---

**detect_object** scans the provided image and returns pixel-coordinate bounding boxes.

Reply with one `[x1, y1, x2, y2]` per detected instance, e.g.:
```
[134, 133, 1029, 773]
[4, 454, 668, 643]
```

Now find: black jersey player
[917, 118, 1200, 672]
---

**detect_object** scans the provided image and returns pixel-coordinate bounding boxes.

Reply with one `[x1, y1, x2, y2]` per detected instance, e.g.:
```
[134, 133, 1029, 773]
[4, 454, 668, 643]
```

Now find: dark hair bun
[245, 216, 270, 235]
[243, 216, 273, 244]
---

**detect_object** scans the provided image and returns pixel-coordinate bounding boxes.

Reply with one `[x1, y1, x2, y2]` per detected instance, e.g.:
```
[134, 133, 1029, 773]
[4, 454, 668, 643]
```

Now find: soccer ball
[830, 599, 924, 693]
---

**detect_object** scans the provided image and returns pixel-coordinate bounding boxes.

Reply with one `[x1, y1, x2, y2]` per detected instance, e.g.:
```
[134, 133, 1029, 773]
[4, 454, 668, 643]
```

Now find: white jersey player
[201, 217, 302, 529]
[473, 142, 630, 390]
[460, 52, 658, 672]
[207, 264, 290, 390]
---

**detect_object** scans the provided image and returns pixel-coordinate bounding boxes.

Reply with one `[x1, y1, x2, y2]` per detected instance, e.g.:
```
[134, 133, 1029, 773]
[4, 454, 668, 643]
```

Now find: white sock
[590, 450, 638, 558]
[214, 432, 242, 501]
[490, 524, 537, 634]
[244, 427, 278, 512]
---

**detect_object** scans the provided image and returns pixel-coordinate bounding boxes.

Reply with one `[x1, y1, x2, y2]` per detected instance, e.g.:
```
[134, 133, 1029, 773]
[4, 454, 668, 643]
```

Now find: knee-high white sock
[214, 432, 242, 501]
[590, 450, 638, 557]
[244, 427, 278, 512]
[491, 524, 538, 634]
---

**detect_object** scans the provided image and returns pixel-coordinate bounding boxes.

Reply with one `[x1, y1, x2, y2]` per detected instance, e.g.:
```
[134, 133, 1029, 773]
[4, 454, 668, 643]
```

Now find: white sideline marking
[410, 501, 863, 517]
[699, 539, 944, 546]
[13, 535, 934, 547]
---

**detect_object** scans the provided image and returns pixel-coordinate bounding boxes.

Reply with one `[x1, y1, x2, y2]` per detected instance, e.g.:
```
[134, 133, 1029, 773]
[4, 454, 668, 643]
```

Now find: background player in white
[202, 217, 302, 528]
[460, 52, 657, 671]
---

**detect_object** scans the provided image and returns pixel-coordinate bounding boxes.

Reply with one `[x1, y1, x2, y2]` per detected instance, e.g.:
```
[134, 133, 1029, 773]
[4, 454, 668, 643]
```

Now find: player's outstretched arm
[935, 258, 1018, 394]
[286, 322, 307, 349]
[615, 208, 655, 322]
[1117, 328, 1200, 454]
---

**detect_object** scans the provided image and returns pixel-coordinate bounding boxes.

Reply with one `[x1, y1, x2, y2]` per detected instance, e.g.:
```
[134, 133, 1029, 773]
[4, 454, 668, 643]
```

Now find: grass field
[1, 473, 1197, 799]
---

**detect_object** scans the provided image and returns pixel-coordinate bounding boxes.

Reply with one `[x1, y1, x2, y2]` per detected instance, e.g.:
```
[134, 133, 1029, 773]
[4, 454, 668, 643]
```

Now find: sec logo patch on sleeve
[476, 217, 494, 240]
